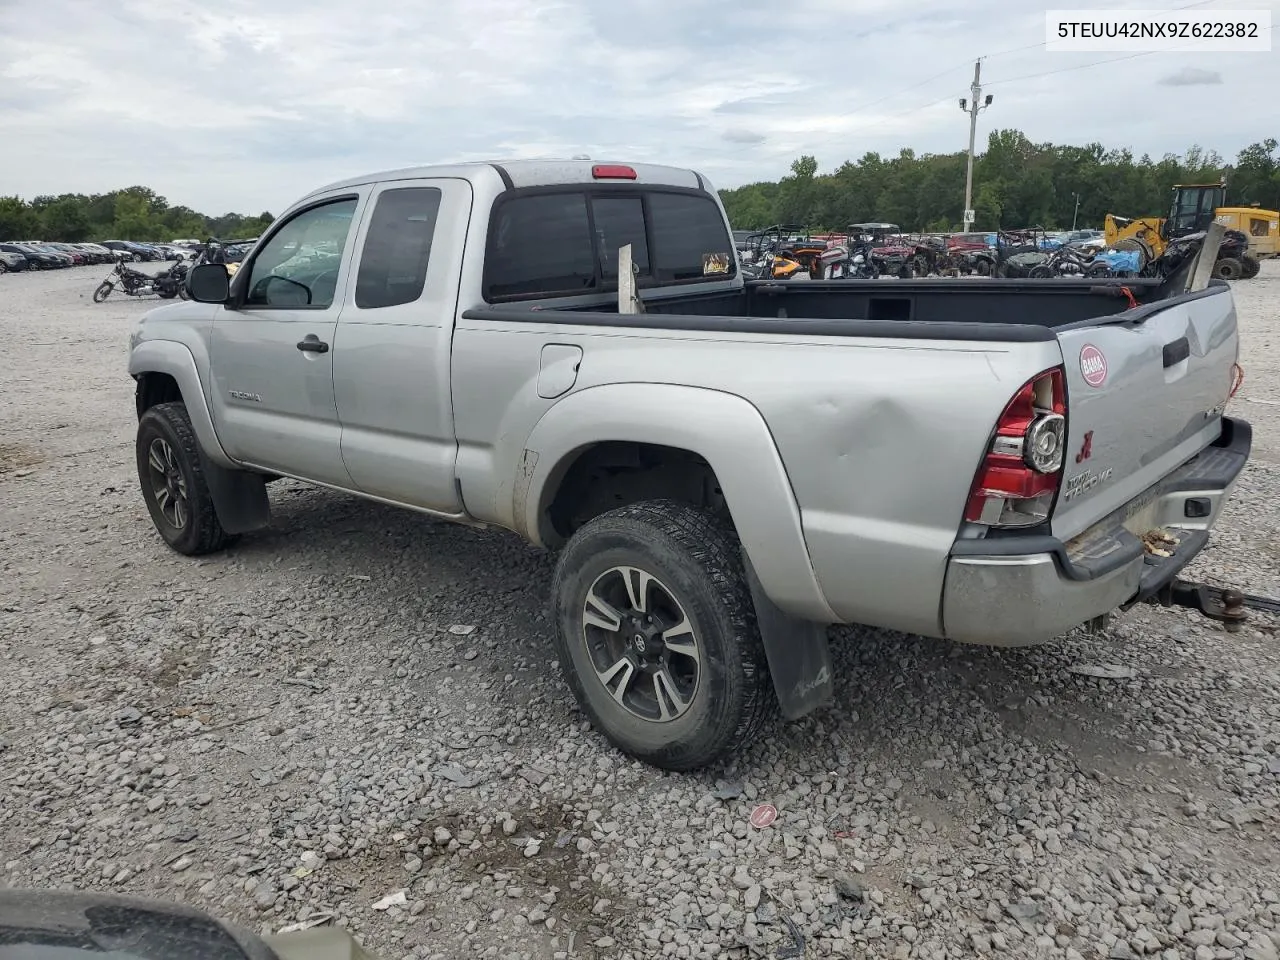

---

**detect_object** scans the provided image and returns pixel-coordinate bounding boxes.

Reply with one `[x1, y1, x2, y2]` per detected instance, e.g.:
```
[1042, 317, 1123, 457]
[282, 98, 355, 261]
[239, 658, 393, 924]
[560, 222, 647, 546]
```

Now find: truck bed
[467, 278, 1219, 342]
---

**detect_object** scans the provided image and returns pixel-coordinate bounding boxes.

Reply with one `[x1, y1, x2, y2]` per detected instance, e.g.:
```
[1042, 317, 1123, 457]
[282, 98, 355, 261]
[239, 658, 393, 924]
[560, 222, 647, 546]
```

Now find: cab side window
[243, 198, 358, 308]
[355, 187, 442, 309]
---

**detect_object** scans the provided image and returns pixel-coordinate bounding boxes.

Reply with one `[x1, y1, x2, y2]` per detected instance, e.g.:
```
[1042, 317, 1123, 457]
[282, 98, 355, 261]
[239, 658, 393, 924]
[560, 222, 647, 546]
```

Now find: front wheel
[92, 281, 113, 303]
[551, 500, 776, 771]
[136, 402, 235, 555]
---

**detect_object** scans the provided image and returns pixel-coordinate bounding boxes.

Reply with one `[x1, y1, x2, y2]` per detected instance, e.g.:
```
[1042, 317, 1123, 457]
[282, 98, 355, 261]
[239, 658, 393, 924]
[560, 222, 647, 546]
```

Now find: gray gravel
[1, 262, 1278, 960]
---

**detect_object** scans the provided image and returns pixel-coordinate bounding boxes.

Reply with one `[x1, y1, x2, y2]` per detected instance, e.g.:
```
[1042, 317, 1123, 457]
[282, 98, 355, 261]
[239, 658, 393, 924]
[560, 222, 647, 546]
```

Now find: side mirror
[187, 262, 231, 303]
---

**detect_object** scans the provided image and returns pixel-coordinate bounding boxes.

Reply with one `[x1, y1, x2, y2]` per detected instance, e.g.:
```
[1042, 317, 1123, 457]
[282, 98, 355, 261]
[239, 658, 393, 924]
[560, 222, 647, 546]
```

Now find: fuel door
[537, 344, 583, 399]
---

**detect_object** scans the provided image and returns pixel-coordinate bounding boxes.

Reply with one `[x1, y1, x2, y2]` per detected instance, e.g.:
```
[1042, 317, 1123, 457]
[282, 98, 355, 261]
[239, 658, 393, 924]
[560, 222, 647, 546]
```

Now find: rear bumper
[941, 417, 1251, 647]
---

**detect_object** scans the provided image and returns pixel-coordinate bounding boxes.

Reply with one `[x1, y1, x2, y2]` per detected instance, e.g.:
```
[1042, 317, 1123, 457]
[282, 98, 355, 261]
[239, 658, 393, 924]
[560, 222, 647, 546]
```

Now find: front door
[208, 192, 365, 487]
[332, 178, 472, 512]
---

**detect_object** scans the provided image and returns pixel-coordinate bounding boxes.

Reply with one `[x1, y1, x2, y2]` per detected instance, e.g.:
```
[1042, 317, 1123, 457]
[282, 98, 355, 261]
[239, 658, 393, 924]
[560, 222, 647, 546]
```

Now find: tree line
[719, 131, 1280, 233]
[0, 186, 274, 243]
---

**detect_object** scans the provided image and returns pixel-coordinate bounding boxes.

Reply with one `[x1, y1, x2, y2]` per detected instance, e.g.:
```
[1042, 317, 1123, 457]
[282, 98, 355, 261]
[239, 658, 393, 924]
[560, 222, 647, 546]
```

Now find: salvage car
[128, 160, 1251, 770]
[0, 249, 29, 273]
[0, 242, 66, 269]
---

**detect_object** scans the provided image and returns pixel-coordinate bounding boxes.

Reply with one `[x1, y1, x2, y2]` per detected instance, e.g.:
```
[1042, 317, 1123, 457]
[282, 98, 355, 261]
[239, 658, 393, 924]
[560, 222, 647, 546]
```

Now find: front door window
[243, 199, 358, 308]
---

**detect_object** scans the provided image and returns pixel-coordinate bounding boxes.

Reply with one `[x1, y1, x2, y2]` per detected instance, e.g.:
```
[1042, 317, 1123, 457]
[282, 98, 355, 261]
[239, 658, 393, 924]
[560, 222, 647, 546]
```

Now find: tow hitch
[1147, 579, 1280, 631]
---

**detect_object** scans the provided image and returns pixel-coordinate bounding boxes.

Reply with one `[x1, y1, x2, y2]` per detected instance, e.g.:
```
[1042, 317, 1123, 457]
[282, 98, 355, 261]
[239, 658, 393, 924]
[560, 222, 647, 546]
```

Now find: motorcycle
[92, 259, 189, 303]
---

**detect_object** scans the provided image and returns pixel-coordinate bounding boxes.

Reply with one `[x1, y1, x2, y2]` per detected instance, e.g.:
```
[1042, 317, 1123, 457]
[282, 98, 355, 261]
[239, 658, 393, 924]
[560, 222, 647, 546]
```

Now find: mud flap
[198, 447, 270, 534]
[743, 554, 834, 720]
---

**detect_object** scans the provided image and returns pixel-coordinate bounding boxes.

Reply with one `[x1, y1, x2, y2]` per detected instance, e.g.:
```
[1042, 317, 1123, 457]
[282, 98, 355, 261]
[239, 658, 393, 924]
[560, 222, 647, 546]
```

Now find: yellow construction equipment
[1213, 206, 1279, 261]
[1104, 181, 1277, 279]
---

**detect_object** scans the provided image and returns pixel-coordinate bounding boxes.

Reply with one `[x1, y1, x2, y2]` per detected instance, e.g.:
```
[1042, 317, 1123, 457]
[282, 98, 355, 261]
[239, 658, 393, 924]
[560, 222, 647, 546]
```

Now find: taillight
[964, 368, 1067, 528]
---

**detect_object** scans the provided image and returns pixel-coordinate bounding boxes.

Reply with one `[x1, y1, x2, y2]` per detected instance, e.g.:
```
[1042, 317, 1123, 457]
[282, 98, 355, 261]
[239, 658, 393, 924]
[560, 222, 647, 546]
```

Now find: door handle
[296, 335, 329, 354]
[1162, 336, 1190, 368]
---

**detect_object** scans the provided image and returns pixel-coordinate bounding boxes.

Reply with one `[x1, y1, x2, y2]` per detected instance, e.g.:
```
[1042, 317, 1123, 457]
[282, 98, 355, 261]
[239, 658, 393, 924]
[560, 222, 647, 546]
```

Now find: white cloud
[1, 0, 1277, 213]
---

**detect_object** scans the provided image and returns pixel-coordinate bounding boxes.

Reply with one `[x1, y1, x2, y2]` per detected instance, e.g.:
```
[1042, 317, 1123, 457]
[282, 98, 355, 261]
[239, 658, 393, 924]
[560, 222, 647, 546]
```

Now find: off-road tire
[136, 402, 235, 556]
[551, 500, 776, 771]
[1213, 256, 1243, 281]
[1241, 254, 1261, 279]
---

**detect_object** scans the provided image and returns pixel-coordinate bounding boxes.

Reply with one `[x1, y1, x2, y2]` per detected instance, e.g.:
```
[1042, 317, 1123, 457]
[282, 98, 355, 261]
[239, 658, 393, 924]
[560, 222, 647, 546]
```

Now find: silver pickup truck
[128, 160, 1251, 770]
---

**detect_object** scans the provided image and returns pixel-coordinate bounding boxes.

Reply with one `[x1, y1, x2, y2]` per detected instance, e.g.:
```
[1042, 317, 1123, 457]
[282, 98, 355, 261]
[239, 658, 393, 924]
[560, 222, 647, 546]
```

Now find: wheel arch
[520, 383, 836, 623]
[129, 340, 235, 469]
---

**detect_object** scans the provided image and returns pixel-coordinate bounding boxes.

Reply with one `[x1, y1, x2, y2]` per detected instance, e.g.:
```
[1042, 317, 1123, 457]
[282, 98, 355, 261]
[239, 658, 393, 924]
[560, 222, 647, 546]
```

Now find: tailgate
[1052, 286, 1238, 541]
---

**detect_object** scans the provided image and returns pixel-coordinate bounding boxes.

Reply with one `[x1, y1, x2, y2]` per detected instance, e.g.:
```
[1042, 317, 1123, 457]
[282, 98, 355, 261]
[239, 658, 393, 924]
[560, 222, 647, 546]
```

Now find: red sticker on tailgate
[1079, 344, 1107, 387]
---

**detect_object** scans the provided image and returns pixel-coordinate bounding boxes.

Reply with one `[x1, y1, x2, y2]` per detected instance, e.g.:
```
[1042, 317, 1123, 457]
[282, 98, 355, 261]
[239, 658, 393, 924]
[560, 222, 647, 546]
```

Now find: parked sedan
[28, 244, 76, 267]
[73, 243, 115, 264]
[0, 243, 66, 269]
[42, 242, 90, 266]
[0, 250, 29, 273]
[100, 240, 160, 262]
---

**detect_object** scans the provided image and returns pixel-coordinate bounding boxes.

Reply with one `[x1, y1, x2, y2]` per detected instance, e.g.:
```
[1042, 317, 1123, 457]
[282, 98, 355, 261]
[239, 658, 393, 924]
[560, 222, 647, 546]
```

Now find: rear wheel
[1241, 254, 1261, 279]
[1213, 257, 1243, 281]
[551, 500, 775, 771]
[136, 402, 235, 556]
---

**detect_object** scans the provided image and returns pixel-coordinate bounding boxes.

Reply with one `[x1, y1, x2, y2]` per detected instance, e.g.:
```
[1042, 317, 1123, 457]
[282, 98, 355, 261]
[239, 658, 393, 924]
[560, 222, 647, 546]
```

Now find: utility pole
[958, 60, 993, 231]
[1071, 192, 1081, 231]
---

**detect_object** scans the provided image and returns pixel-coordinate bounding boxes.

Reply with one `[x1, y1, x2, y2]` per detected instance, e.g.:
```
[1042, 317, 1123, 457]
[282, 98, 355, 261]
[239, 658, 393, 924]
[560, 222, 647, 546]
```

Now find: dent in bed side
[129, 339, 234, 470]
[519, 382, 837, 624]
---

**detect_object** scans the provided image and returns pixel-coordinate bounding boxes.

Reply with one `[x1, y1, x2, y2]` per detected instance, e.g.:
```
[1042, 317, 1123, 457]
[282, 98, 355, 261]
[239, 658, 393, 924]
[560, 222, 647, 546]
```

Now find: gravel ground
[1, 263, 1278, 960]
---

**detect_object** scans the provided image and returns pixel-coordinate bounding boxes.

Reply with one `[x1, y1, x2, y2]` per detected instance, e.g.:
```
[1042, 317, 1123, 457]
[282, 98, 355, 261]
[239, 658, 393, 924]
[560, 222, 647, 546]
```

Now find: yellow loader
[1104, 181, 1277, 280]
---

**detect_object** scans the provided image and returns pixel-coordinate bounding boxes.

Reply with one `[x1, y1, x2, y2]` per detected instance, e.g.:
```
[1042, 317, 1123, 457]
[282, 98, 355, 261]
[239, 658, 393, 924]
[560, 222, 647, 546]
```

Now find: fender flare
[129, 339, 270, 535]
[129, 339, 234, 469]
[520, 382, 837, 625]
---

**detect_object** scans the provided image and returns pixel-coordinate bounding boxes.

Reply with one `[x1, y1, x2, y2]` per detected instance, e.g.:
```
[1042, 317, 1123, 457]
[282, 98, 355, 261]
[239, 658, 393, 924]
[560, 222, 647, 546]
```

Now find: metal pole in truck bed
[618, 244, 645, 314]
[1186, 222, 1226, 293]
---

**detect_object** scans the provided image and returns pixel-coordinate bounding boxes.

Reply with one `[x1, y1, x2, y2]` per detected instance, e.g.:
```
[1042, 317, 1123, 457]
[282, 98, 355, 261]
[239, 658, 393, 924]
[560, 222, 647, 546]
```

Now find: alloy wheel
[581, 565, 701, 723]
[146, 437, 189, 529]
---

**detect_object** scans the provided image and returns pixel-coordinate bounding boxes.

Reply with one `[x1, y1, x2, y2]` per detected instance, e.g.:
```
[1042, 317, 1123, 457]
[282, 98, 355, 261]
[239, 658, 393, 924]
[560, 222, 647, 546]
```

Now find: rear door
[332, 178, 472, 512]
[1051, 287, 1238, 540]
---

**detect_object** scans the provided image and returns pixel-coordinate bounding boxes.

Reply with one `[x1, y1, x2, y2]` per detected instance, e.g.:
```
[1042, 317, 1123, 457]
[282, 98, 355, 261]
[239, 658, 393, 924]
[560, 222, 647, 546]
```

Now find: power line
[976, 0, 1232, 83]
[984, 51, 1152, 87]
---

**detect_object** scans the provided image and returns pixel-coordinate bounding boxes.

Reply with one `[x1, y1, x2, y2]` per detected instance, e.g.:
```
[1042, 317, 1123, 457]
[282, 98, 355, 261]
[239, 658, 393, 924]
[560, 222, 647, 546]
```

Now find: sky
[1, 0, 1278, 215]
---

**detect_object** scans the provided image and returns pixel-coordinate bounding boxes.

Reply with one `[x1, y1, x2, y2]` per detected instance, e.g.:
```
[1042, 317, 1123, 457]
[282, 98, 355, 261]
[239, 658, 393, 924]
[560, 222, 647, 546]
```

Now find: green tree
[0, 196, 39, 238]
[40, 197, 93, 242]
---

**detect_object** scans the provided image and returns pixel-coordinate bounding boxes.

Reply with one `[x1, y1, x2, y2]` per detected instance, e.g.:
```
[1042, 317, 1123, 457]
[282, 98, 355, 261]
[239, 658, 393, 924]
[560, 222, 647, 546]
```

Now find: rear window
[484, 188, 733, 302]
[486, 193, 596, 300]
[647, 193, 732, 281]
[591, 196, 648, 279]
